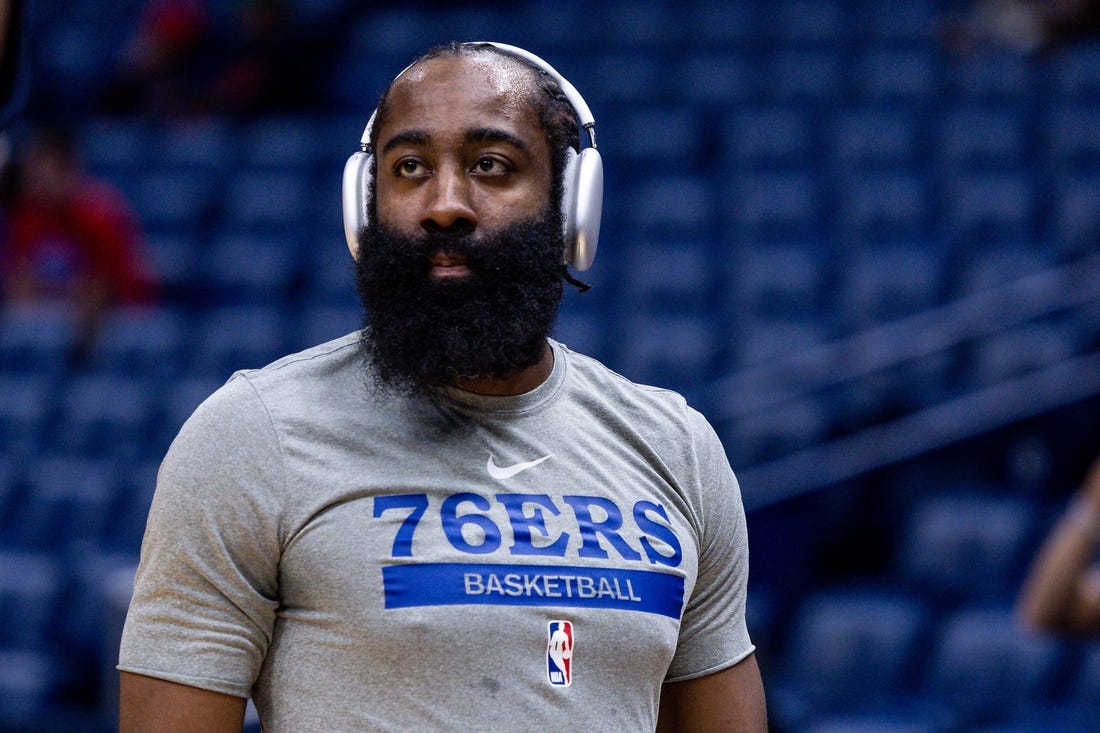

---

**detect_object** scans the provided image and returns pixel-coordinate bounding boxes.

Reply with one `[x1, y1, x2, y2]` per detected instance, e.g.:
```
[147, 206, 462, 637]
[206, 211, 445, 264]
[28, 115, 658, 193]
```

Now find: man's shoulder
[199, 333, 364, 417]
[556, 341, 697, 421]
[238, 332, 362, 384]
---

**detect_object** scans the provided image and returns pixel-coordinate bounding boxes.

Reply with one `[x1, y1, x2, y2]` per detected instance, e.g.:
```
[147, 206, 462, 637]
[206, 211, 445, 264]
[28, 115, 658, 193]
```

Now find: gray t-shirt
[119, 335, 754, 731]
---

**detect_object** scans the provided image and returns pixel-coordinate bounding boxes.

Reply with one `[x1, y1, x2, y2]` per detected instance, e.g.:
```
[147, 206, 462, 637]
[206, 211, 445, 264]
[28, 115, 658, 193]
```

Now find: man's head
[367, 42, 579, 228]
[354, 43, 581, 395]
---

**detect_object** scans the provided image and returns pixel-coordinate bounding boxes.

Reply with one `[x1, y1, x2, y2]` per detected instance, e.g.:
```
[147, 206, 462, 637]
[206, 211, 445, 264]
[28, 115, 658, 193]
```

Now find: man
[1017, 456, 1100, 634]
[118, 42, 767, 732]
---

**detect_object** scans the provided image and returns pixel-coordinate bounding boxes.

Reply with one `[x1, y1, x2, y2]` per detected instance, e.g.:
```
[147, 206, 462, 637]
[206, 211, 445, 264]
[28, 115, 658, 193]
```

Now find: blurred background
[2, 0, 1100, 731]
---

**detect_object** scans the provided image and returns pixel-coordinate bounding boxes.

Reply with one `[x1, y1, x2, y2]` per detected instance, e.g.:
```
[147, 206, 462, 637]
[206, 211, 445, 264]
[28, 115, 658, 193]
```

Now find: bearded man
[118, 42, 766, 732]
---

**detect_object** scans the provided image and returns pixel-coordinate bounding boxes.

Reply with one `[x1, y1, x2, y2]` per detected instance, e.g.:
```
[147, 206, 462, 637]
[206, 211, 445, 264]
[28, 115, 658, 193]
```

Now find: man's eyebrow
[380, 127, 529, 154]
[381, 129, 431, 154]
[466, 127, 528, 150]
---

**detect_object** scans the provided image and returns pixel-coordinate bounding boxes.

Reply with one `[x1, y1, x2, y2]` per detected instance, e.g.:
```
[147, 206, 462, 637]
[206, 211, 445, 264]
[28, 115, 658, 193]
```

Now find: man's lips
[428, 253, 472, 279]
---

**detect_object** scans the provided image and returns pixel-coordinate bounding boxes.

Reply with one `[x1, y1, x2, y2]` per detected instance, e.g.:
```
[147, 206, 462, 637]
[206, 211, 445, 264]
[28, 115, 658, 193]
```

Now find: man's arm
[656, 652, 767, 733]
[119, 671, 247, 733]
[1017, 458, 1100, 634]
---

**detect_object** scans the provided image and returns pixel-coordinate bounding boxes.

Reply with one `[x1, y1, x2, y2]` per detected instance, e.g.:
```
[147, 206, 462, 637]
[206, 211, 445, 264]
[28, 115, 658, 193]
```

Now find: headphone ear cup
[568, 147, 602, 271]
[560, 148, 580, 264]
[342, 150, 372, 260]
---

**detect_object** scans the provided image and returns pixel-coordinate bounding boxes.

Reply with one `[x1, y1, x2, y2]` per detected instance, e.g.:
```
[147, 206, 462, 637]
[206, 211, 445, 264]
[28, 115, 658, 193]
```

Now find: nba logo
[547, 620, 574, 687]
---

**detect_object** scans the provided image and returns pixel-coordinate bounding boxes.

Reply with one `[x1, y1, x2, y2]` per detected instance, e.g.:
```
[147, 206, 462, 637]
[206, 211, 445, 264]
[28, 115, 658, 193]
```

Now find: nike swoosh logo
[487, 453, 553, 480]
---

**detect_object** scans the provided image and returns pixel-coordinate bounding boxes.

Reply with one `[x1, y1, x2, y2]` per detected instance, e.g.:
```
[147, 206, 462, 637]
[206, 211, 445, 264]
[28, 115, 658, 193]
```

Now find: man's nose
[421, 166, 476, 232]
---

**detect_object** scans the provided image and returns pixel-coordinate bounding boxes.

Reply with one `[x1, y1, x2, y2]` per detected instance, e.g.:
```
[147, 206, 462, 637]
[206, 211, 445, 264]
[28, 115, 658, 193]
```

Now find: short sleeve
[664, 409, 754, 681]
[118, 373, 284, 697]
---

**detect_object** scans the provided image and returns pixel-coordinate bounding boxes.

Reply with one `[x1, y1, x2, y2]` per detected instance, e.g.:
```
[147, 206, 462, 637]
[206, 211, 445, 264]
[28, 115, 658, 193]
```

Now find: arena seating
[3, 0, 1100, 730]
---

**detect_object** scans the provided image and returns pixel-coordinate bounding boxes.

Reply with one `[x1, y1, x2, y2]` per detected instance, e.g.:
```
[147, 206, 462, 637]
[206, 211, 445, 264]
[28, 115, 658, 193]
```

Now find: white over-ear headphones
[341, 42, 603, 271]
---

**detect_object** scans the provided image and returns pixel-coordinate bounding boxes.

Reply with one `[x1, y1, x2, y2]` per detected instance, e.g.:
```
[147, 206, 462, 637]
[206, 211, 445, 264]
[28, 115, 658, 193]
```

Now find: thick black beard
[355, 208, 565, 396]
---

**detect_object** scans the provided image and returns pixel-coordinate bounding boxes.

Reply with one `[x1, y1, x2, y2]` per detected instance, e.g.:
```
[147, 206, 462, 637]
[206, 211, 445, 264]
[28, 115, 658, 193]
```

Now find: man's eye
[474, 157, 507, 174]
[395, 160, 425, 177]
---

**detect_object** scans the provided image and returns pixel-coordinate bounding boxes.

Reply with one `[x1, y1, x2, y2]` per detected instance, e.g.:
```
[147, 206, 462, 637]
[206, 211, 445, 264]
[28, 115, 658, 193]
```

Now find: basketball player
[118, 42, 767, 732]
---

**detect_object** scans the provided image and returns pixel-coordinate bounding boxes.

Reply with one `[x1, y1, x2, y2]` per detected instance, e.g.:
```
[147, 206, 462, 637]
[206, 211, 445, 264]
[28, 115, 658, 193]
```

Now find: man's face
[373, 53, 555, 263]
[355, 53, 565, 395]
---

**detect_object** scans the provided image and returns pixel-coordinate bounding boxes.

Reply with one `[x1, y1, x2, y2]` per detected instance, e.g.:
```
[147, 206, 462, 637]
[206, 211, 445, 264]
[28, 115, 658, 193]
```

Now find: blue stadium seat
[942, 50, 1035, 102]
[221, 169, 313, 233]
[1049, 172, 1100, 251]
[760, 0, 845, 44]
[237, 115, 330, 172]
[719, 396, 828, 467]
[326, 50, 409, 113]
[778, 588, 930, 708]
[976, 704, 1100, 733]
[835, 171, 928, 242]
[0, 303, 80, 375]
[0, 456, 18, 528]
[1046, 43, 1100, 102]
[610, 106, 704, 171]
[1065, 642, 1100, 715]
[854, 0, 937, 42]
[833, 243, 941, 329]
[828, 106, 919, 170]
[293, 305, 360, 353]
[338, 7, 438, 64]
[799, 715, 948, 733]
[8, 456, 117, 552]
[768, 47, 843, 103]
[850, 46, 938, 104]
[730, 171, 821, 238]
[953, 244, 1056, 296]
[675, 0, 759, 48]
[898, 493, 1037, 607]
[942, 170, 1036, 243]
[190, 305, 288, 379]
[620, 238, 721, 313]
[554, 309, 616, 368]
[123, 168, 220, 238]
[143, 232, 201, 301]
[157, 118, 234, 175]
[968, 319, 1081, 387]
[78, 119, 155, 179]
[102, 460, 159, 556]
[303, 236, 357, 307]
[728, 240, 824, 317]
[0, 550, 63, 647]
[50, 374, 156, 460]
[0, 373, 54, 455]
[157, 374, 228, 442]
[589, 1, 688, 49]
[87, 305, 189, 379]
[726, 106, 813, 169]
[587, 52, 669, 106]
[1044, 104, 1100, 168]
[488, 0, 582, 54]
[733, 314, 830, 368]
[924, 606, 1066, 722]
[627, 175, 716, 237]
[934, 106, 1028, 170]
[202, 231, 305, 304]
[674, 51, 755, 106]
[616, 313, 720, 392]
[0, 649, 57, 730]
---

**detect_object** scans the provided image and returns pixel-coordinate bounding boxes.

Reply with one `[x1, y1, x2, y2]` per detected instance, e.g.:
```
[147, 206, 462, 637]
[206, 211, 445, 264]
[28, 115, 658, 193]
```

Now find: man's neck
[452, 341, 554, 396]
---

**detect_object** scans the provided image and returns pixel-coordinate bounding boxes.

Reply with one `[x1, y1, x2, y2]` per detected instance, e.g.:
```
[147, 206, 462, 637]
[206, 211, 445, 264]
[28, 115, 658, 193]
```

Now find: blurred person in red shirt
[1, 125, 158, 360]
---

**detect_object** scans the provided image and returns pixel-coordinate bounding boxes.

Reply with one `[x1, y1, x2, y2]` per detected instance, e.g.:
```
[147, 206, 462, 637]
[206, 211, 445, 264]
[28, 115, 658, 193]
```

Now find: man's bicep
[119, 671, 247, 733]
[656, 653, 767, 733]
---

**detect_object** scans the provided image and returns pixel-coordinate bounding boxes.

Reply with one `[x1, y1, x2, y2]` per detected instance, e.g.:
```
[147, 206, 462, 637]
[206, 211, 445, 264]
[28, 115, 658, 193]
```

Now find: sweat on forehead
[370, 45, 544, 147]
